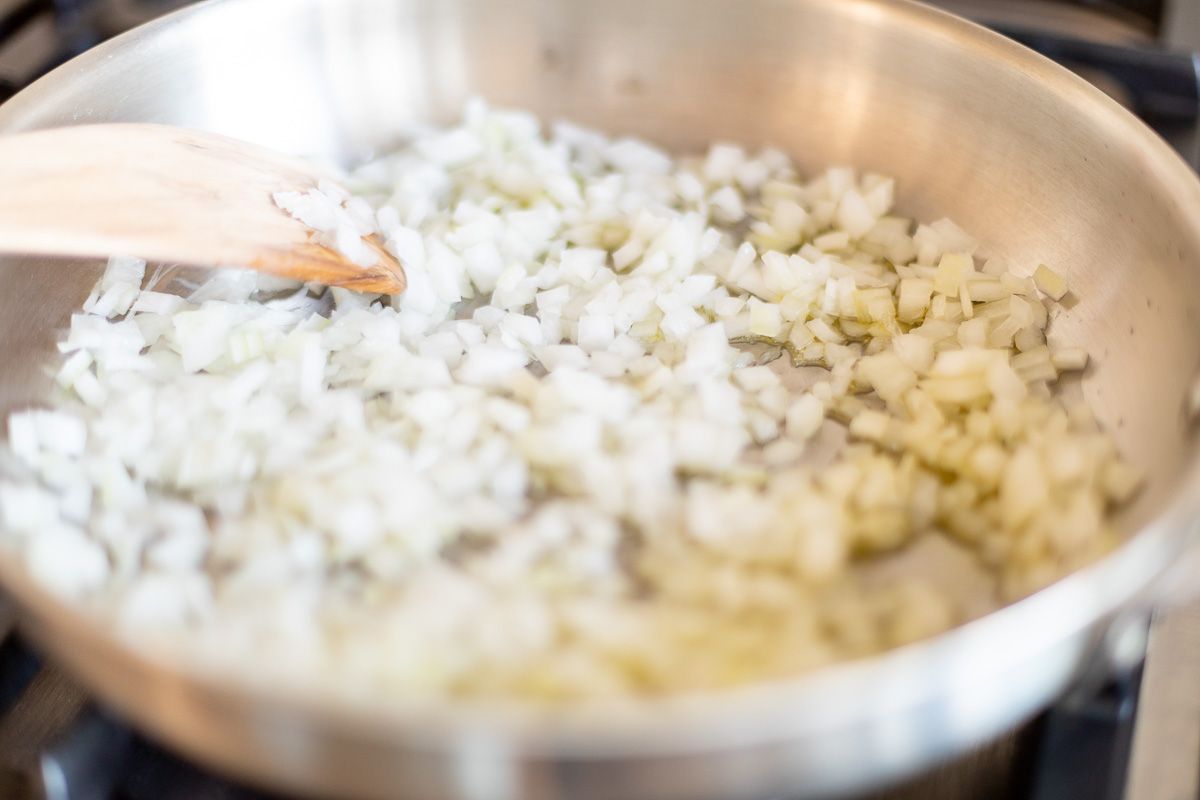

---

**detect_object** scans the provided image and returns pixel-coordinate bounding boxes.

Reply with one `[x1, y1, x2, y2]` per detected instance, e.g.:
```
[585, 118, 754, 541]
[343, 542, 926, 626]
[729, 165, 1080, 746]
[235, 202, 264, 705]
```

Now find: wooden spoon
[0, 123, 407, 295]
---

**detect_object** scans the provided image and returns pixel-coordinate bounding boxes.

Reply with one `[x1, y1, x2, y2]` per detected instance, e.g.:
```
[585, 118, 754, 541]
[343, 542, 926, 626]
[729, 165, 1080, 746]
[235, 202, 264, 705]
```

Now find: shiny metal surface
[2, 1, 1200, 798]
[1125, 604, 1200, 800]
[934, 0, 1155, 44]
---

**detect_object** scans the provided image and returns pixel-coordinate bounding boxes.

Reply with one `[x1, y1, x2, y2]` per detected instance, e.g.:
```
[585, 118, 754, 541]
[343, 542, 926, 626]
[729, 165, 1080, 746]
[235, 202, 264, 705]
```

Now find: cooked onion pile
[0, 102, 1141, 701]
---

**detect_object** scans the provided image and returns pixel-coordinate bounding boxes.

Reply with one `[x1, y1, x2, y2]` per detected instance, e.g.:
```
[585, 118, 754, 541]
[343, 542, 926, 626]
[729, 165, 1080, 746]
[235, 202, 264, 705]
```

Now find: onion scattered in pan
[0, 101, 1140, 701]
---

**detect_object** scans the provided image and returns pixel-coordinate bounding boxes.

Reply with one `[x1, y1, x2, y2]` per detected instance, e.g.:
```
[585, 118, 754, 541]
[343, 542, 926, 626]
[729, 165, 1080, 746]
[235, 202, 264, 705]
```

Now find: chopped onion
[0, 101, 1138, 703]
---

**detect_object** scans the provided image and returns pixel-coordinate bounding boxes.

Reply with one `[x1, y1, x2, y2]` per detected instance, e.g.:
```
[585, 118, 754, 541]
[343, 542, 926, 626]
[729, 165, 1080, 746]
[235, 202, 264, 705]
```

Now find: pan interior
[2, 0, 1196, 613]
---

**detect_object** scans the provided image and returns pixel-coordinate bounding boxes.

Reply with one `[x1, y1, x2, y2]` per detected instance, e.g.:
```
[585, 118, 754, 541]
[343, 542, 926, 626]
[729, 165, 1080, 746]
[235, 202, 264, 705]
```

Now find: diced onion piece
[1011, 347, 1058, 384]
[897, 278, 934, 323]
[1033, 264, 1070, 301]
[848, 409, 891, 442]
[934, 252, 972, 297]
[1051, 347, 1089, 371]
[748, 300, 784, 338]
[806, 318, 845, 345]
[1104, 461, 1144, 503]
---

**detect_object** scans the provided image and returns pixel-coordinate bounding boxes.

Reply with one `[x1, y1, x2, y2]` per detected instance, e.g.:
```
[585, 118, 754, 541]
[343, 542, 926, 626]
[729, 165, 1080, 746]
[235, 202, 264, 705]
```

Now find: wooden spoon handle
[0, 124, 406, 294]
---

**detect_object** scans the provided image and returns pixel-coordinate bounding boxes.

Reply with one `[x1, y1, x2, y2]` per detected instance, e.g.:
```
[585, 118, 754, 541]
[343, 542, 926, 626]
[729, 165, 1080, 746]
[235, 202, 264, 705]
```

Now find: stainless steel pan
[2, 1, 1200, 798]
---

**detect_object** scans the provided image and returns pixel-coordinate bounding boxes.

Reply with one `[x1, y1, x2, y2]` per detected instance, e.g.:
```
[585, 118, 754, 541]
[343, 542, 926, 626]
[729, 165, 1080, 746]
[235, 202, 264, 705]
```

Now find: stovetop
[0, 1, 1198, 799]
